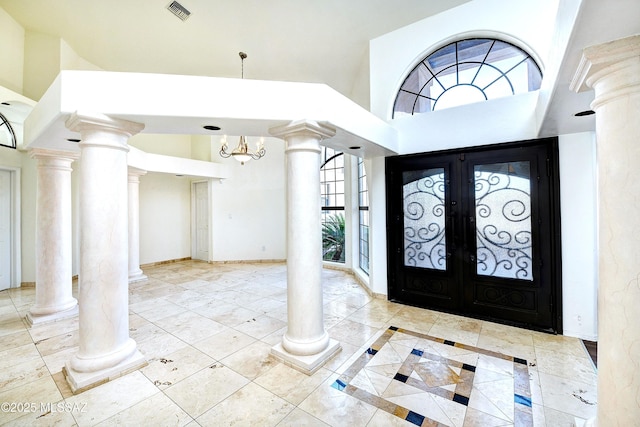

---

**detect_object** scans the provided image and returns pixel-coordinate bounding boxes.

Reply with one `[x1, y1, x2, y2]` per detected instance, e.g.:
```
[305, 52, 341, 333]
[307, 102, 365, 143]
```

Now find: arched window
[393, 38, 542, 117]
[320, 147, 345, 263]
[0, 112, 16, 149]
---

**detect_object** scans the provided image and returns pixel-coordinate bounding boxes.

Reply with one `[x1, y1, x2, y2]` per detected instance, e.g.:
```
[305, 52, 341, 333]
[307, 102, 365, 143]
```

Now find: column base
[271, 339, 341, 375]
[25, 304, 78, 327]
[128, 271, 148, 283]
[63, 349, 147, 394]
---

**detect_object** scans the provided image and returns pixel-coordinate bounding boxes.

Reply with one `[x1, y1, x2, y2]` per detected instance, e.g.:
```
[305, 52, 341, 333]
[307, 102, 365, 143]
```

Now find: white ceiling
[0, 0, 638, 137]
[0, 0, 470, 98]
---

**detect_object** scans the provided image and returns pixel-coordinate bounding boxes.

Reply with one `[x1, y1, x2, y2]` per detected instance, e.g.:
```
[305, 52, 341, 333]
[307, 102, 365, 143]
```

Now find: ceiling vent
[167, 1, 191, 21]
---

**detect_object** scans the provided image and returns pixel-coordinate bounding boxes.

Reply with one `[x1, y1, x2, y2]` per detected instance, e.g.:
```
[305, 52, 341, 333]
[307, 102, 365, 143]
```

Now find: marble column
[128, 167, 147, 283]
[269, 120, 341, 374]
[63, 112, 146, 393]
[572, 35, 640, 426]
[26, 149, 79, 326]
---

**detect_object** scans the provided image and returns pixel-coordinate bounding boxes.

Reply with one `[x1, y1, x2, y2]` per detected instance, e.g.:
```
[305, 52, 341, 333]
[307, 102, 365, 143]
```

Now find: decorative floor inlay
[332, 326, 532, 426]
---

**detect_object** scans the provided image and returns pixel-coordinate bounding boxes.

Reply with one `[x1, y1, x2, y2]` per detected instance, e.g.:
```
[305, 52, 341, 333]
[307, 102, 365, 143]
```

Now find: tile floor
[0, 260, 598, 426]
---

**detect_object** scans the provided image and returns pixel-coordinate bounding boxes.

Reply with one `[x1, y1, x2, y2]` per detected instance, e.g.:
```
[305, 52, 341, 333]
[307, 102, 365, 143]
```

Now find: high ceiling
[0, 0, 471, 99]
[0, 0, 638, 137]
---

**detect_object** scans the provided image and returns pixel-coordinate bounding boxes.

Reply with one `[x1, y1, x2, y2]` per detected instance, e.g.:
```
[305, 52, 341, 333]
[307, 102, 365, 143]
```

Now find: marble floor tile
[27, 316, 79, 343]
[0, 329, 33, 351]
[328, 319, 380, 347]
[276, 407, 330, 426]
[255, 364, 333, 405]
[535, 346, 597, 384]
[10, 405, 77, 427]
[66, 370, 159, 427]
[221, 340, 279, 380]
[234, 314, 287, 339]
[153, 310, 227, 345]
[243, 296, 287, 315]
[141, 345, 215, 389]
[0, 342, 41, 369]
[165, 290, 215, 310]
[428, 313, 483, 347]
[41, 345, 78, 375]
[196, 382, 294, 426]
[34, 329, 78, 357]
[0, 356, 50, 393]
[164, 363, 250, 418]
[298, 374, 378, 426]
[0, 375, 63, 425]
[0, 317, 26, 338]
[192, 301, 260, 327]
[0, 303, 21, 320]
[135, 330, 190, 363]
[538, 371, 597, 419]
[193, 328, 256, 360]
[96, 392, 193, 426]
[1, 261, 599, 426]
[136, 299, 188, 323]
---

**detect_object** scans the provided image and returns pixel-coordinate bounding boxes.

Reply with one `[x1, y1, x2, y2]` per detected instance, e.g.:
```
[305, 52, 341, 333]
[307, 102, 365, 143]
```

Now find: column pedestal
[128, 168, 147, 283]
[269, 120, 341, 374]
[63, 112, 147, 393]
[26, 149, 79, 326]
[572, 35, 640, 426]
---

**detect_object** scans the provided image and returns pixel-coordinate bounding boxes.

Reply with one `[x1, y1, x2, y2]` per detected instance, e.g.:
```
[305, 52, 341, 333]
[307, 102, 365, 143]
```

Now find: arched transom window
[393, 38, 542, 117]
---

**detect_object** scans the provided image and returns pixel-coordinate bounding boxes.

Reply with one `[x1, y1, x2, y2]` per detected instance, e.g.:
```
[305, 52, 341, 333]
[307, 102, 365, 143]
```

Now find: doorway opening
[0, 167, 20, 290]
[191, 180, 210, 262]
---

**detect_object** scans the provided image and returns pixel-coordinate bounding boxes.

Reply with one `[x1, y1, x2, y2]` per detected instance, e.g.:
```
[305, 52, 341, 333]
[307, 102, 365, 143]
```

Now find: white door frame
[190, 179, 212, 262]
[0, 166, 21, 288]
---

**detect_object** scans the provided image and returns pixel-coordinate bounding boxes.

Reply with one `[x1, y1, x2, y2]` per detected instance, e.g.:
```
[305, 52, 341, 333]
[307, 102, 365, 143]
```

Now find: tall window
[358, 158, 370, 274]
[320, 147, 345, 263]
[393, 38, 542, 117]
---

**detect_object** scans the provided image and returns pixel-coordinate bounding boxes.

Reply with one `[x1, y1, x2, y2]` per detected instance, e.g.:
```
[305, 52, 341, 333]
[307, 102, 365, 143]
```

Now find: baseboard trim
[140, 257, 192, 268]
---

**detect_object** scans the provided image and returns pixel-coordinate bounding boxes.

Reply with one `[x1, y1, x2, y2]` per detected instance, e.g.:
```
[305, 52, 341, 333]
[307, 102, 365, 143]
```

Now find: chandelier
[219, 134, 265, 165]
[219, 52, 266, 165]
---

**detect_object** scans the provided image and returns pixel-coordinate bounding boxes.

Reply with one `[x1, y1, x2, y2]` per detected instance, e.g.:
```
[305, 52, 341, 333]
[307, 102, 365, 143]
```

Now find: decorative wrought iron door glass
[474, 162, 533, 281]
[403, 168, 446, 270]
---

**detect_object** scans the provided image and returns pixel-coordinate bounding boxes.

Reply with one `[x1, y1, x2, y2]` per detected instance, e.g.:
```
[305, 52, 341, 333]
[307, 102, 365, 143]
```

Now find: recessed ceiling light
[575, 110, 595, 117]
[203, 125, 221, 131]
[349, 146, 361, 150]
[1, 102, 9, 106]
[67, 138, 81, 143]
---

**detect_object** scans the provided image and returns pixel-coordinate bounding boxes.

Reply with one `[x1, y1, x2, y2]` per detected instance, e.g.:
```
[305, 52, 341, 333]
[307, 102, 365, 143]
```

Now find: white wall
[130, 134, 193, 265]
[369, 0, 560, 120]
[558, 132, 598, 339]
[0, 7, 24, 93]
[23, 32, 61, 101]
[138, 172, 192, 264]
[210, 136, 286, 262]
[394, 92, 539, 154]
[368, 155, 388, 296]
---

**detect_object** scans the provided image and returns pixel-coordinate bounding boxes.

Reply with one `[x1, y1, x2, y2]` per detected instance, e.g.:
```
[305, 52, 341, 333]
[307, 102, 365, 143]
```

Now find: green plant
[322, 213, 345, 262]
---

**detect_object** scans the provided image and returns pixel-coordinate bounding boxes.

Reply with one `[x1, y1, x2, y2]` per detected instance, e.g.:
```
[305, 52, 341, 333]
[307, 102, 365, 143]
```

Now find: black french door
[386, 138, 562, 333]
